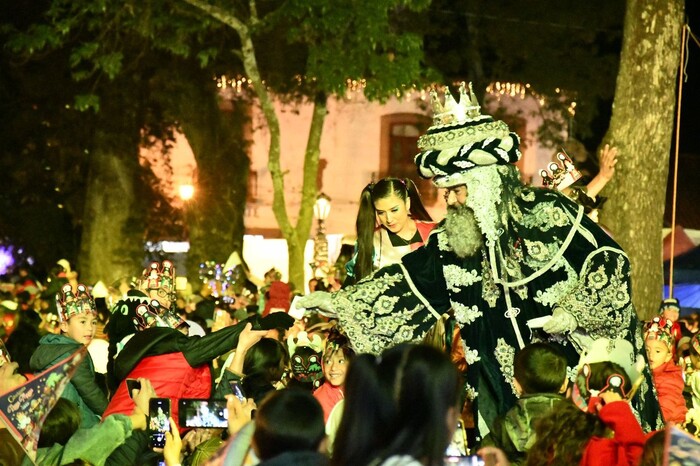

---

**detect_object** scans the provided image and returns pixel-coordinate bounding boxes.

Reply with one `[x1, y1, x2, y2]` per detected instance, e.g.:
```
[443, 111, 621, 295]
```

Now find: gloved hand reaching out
[542, 307, 578, 334]
[296, 291, 336, 318]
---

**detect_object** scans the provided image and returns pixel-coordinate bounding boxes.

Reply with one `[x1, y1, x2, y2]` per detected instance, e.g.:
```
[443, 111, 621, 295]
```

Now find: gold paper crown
[540, 150, 582, 191]
[429, 82, 482, 126]
[56, 283, 96, 323]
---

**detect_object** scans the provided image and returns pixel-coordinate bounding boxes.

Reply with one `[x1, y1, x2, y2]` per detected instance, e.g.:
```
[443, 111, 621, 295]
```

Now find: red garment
[313, 381, 344, 423]
[652, 360, 688, 424]
[102, 352, 212, 433]
[263, 281, 291, 317]
[579, 401, 645, 466]
[413, 221, 436, 250]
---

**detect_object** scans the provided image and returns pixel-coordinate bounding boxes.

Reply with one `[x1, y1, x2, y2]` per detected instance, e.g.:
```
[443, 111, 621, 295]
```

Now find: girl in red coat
[644, 316, 688, 424]
[525, 359, 646, 466]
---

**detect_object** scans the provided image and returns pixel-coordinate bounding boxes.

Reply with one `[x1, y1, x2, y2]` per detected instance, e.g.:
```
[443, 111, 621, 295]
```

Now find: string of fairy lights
[215, 75, 577, 117]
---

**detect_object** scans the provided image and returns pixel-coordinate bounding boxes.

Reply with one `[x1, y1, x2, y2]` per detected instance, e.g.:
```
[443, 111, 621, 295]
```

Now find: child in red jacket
[525, 338, 647, 466]
[644, 316, 687, 424]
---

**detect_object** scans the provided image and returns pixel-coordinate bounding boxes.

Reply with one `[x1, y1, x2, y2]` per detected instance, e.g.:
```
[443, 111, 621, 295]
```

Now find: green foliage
[266, 0, 433, 100]
[73, 94, 100, 112]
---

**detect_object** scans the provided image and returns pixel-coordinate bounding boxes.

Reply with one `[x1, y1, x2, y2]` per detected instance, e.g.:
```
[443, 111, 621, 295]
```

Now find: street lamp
[312, 193, 331, 277]
[178, 184, 195, 201]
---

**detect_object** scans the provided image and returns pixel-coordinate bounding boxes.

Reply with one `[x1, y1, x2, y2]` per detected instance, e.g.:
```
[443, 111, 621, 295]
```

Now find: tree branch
[295, 94, 327, 241]
[180, 0, 247, 33]
[249, 0, 259, 26]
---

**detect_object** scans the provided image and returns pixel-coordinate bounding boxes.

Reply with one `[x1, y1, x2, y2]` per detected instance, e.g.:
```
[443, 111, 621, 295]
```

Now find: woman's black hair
[241, 338, 290, 403]
[353, 178, 432, 282]
[253, 388, 326, 460]
[38, 399, 81, 448]
[332, 344, 460, 466]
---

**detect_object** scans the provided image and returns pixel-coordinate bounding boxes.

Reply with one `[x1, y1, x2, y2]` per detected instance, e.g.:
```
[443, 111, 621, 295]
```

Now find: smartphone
[229, 380, 246, 402]
[445, 420, 468, 456]
[148, 398, 171, 449]
[444, 456, 485, 466]
[126, 378, 141, 399]
[178, 399, 228, 428]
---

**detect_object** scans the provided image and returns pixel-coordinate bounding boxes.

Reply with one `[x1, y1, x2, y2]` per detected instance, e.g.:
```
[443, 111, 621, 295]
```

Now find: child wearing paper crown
[29, 283, 108, 428]
[644, 316, 687, 424]
[659, 298, 683, 356]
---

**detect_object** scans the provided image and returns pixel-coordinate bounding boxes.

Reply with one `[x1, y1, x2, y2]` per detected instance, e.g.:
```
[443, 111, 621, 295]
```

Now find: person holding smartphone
[30, 377, 157, 466]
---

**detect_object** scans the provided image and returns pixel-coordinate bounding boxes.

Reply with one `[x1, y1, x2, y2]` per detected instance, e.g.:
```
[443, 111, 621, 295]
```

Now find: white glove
[542, 307, 577, 334]
[296, 291, 336, 318]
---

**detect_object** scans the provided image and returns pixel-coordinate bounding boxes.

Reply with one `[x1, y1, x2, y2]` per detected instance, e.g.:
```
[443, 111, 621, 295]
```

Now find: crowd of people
[1, 83, 700, 466]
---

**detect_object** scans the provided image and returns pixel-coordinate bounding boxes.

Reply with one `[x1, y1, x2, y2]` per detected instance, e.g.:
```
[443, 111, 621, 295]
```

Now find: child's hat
[659, 297, 681, 315]
[643, 316, 676, 351]
[56, 283, 97, 323]
[136, 260, 176, 305]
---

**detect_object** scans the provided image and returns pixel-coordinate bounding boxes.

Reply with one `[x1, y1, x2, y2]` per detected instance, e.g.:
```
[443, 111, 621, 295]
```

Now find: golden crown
[540, 150, 582, 191]
[429, 82, 482, 126]
[56, 283, 96, 323]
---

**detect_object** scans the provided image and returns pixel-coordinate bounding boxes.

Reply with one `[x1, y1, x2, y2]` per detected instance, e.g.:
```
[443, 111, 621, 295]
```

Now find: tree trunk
[602, 0, 684, 320]
[179, 93, 249, 288]
[78, 132, 145, 285]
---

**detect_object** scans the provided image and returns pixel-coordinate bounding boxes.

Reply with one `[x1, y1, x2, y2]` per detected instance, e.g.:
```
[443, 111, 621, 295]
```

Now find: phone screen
[178, 399, 228, 428]
[229, 380, 246, 402]
[445, 420, 468, 457]
[148, 398, 171, 448]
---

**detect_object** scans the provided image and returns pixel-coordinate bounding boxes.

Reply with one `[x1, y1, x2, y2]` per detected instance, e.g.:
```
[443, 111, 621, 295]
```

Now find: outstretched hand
[542, 307, 577, 334]
[296, 291, 336, 317]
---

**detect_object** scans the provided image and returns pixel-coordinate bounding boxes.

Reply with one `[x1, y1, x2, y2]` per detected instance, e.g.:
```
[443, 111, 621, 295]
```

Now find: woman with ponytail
[345, 177, 435, 286]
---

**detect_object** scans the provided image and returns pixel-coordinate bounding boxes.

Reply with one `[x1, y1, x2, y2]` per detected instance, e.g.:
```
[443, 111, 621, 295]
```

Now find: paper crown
[56, 284, 97, 323]
[131, 299, 186, 332]
[415, 82, 522, 188]
[137, 261, 176, 303]
[644, 316, 676, 350]
[540, 150, 582, 191]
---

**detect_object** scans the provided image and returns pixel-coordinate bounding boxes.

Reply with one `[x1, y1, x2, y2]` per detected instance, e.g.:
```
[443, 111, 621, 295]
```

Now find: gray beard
[444, 203, 484, 259]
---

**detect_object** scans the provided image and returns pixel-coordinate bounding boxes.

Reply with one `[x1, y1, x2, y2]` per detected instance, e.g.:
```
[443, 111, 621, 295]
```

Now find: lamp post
[312, 193, 331, 277]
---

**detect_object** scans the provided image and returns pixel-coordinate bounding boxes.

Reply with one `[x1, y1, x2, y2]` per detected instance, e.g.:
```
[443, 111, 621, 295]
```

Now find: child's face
[323, 350, 348, 387]
[662, 308, 679, 323]
[60, 312, 97, 345]
[645, 339, 672, 370]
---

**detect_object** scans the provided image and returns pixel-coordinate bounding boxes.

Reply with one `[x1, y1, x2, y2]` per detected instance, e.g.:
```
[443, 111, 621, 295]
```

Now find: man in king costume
[299, 83, 661, 437]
